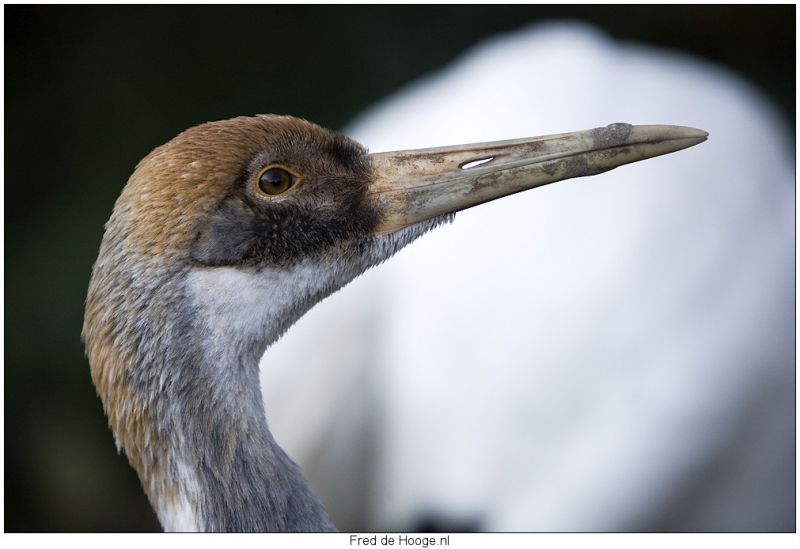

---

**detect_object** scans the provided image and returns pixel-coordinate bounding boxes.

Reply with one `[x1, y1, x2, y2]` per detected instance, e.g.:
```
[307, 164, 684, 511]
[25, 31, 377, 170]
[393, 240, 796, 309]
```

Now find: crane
[82, 114, 705, 531]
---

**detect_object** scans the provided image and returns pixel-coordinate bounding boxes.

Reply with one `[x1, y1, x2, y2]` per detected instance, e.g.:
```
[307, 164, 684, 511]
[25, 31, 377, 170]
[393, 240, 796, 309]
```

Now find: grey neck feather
[176, 348, 335, 532]
[144, 263, 338, 532]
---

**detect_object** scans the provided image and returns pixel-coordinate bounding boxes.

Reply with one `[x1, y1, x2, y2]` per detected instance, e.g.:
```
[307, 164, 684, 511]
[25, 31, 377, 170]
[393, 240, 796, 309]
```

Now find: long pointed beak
[367, 123, 707, 234]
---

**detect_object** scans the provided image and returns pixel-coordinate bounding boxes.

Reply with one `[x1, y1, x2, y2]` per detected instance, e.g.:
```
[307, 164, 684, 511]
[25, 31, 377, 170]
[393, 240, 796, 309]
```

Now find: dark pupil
[260, 168, 292, 194]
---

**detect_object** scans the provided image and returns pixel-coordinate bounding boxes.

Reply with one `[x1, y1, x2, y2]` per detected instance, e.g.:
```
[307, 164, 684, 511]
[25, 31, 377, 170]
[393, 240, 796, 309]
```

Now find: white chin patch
[186, 261, 335, 350]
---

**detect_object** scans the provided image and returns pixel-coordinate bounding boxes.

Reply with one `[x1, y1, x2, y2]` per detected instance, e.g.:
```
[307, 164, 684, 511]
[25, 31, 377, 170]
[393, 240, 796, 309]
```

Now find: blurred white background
[261, 22, 794, 532]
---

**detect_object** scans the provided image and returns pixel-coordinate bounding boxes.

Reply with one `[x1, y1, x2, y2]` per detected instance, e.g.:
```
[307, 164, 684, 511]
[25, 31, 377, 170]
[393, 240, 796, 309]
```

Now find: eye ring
[255, 164, 302, 196]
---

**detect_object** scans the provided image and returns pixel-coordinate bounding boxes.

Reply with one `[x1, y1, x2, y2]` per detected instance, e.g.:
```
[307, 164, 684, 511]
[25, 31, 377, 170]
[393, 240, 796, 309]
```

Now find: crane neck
[86, 259, 336, 532]
[155, 267, 336, 532]
[153, 350, 335, 532]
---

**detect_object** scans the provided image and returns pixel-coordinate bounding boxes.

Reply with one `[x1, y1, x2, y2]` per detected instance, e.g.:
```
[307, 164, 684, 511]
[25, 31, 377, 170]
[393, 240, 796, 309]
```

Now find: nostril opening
[460, 157, 494, 170]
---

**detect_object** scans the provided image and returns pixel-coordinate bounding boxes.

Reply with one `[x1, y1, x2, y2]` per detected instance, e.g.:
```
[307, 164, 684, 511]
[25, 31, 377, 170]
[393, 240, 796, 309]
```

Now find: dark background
[5, 5, 794, 532]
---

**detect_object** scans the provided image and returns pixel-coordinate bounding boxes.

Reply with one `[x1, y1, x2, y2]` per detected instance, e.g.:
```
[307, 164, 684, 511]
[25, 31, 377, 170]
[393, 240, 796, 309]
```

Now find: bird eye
[257, 165, 299, 196]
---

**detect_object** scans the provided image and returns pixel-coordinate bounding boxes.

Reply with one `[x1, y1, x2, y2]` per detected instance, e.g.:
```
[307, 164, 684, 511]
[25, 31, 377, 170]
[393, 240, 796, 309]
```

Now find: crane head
[106, 115, 707, 273]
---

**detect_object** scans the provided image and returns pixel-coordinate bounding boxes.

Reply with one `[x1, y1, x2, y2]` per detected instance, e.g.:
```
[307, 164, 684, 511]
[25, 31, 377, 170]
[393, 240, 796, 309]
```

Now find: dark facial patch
[190, 129, 379, 267]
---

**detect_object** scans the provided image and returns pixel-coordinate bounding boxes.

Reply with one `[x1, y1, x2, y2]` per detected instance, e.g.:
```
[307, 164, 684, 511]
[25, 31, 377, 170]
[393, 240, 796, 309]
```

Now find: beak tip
[630, 124, 709, 157]
[679, 127, 709, 151]
[686, 126, 709, 141]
